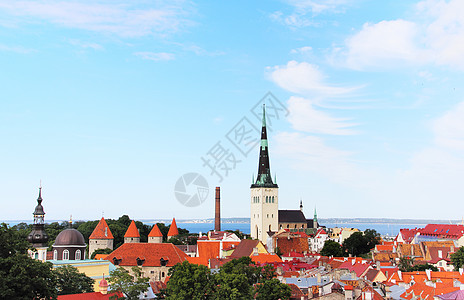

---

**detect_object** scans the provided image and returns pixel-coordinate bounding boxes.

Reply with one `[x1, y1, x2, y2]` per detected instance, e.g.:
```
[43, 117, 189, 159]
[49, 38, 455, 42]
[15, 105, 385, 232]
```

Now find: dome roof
[54, 228, 86, 246]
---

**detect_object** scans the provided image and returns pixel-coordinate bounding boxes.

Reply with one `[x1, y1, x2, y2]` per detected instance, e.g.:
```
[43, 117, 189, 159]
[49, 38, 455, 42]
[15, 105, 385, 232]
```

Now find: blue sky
[1, 0, 464, 222]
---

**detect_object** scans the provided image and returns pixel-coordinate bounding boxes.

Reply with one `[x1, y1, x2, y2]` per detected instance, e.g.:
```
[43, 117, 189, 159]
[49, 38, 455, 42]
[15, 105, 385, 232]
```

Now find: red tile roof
[420, 224, 464, 239]
[105, 243, 188, 267]
[148, 224, 163, 237]
[230, 240, 260, 258]
[397, 228, 421, 243]
[250, 253, 282, 264]
[124, 220, 140, 238]
[167, 218, 179, 237]
[89, 218, 114, 240]
[57, 292, 123, 300]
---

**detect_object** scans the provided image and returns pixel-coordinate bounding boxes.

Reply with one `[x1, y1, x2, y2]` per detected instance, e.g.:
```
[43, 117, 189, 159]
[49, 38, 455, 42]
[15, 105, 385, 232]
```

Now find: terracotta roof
[288, 284, 304, 298]
[150, 281, 166, 294]
[167, 218, 179, 237]
[124, 220, 140, 238]
[421, 224, 464, 239]
[94, 254, 109, 260]
[401, 282, 459, 299]
[278, 210, 307, 223]
[57, 292, 123, 300]
[89, 218, 114, 240]
[365, 269, 381, 282]
[230, 240, 260, 258]
[397, 228, 421, 243]
[251, 253, 282, 264]
[105, 243, 188, 267]
[148, 224, 163, 237]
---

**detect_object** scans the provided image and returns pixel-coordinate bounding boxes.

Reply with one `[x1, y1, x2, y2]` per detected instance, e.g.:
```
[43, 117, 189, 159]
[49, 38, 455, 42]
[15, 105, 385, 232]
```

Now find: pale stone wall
[122, 265, 171, 282]
[148, 236, 163, 243]
[250, 187, 278, 242]
[89, 238, 113, 258]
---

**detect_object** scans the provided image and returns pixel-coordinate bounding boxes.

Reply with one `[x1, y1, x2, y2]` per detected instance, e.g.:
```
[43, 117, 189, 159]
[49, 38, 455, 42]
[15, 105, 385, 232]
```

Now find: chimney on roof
[215, 187, 221, 232]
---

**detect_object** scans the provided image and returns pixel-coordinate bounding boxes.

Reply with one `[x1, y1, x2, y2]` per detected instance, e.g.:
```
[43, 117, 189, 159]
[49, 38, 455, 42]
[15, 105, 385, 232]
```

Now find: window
[53, 250, 57, 260]
[267, 214, 269, 218]
[63, 250, 69, 260]
[75, 250, 81, 260]
[266, 196, 268, 203]
[272, 196, 275, 203]
[162, 272, 165, 277]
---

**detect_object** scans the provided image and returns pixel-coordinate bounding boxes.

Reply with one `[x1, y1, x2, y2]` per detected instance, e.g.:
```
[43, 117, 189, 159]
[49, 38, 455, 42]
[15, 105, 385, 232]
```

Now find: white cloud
[268, 60, 356, 96]
[287, 96, 357, 135]
[0, 43, 36, 53]
[134, 52, 175, 61]
[0, 0, 193, 37]
[270, 0, 348, 29]
[285, 0, 348, 14]
[338, 0, 464, 70]
[68, 39, 103, 50]
[290, 46, 312, 54]
[343, 20, 428, 69]
[433, 101, 464, 151]
[274, 131, 367, 185]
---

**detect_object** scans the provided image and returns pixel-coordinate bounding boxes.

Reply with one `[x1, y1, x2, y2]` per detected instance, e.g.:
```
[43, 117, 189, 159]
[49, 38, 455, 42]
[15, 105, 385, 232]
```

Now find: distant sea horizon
[4, 217, 462, 237]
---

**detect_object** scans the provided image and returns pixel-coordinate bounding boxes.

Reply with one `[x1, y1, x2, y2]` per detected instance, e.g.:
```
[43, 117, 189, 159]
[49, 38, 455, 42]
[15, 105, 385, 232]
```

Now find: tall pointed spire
[314, 206, 318, 223]
[251, 104, 277, 188]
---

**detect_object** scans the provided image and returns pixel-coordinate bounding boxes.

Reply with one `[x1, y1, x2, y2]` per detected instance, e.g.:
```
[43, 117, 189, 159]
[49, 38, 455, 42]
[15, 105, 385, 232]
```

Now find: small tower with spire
[313, 206, 318, 229]
[89, 217, 114, 258]
[124, 220, 140, 243]
[148, 224, 163, 243]
[167, 218, 179, 241]
[300, 199, 303, 212]
[250, 104, 279, 242]
[27, 186, 49, 261]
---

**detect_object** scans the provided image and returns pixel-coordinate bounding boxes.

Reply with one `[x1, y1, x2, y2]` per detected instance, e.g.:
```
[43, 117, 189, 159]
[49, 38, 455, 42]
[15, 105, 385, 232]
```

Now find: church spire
[251, 104, 277, 188]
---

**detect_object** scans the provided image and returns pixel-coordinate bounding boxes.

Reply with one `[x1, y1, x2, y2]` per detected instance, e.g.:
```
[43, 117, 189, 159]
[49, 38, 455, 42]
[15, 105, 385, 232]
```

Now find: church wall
[250, 187, 278, 242]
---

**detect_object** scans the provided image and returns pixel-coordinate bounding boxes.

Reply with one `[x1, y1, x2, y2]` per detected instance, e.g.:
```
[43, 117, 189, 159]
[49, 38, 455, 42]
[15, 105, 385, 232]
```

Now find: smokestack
[215, 187, 221, 231]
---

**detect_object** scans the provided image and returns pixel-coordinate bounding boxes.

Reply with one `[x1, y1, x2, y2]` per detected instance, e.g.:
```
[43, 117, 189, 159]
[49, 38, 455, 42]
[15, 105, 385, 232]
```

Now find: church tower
[250, 104, 278, 242]
[27, 187, 49, 261]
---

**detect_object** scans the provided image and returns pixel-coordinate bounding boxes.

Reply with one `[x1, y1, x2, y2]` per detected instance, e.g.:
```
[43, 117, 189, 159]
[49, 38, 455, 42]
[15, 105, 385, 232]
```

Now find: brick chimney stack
[215, 187, 221, 231]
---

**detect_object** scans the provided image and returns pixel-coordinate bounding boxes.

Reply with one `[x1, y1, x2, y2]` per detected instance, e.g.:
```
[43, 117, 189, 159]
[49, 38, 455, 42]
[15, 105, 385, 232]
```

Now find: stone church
[250, 105, 318, 243]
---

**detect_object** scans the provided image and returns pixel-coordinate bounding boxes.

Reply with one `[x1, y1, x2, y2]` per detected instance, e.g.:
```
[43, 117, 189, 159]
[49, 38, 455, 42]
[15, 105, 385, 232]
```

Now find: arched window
[162, 272, 165, 278]
[266, 196, 268, 203]
[75, 250, 81, 260]
[63, 250, 69, 260]
[53, 250, 57, 260]
[294, 225, 297, 229]
[272, 196, 275, 203]
[267, 214, 269, 218]
[269, 225, 271, 231]
[287, 224, 289, 228]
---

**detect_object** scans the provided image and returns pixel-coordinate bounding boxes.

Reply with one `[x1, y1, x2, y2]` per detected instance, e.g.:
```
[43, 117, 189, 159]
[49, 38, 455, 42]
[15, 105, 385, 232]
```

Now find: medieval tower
[250, 104, 278, 242]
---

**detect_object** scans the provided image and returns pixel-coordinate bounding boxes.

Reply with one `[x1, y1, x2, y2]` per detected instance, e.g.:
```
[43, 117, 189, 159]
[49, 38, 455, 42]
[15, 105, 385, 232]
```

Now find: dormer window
[113, 257, 122, 265]
[136, 257, 145, 266]
[160, 258, 169, 267]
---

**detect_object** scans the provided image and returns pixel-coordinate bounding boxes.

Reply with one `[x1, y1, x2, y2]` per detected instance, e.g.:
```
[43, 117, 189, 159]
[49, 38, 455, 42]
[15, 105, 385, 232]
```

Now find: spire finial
[37, 182, 43, 204]
[300, 198, 303, 211]
[69, 215, 73, 228]
[262, 104, 266, 127]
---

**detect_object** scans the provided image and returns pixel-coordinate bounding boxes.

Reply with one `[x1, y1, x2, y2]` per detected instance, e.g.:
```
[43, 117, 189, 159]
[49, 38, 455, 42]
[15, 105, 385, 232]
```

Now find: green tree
[320, 240, 344, 257]
[254, 278, 291, 300]
[343, 229, 380, 257]
[162, 261, 214, 299]
[411, 264, 438, 271]
[54, 265, 94, 295]
[451, 247, 464, 270]
[91, 248, 113, 259]
[108, 267, 149, 300]
[398, 256, 414, 272]
[0, 223, 58, 300]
